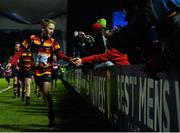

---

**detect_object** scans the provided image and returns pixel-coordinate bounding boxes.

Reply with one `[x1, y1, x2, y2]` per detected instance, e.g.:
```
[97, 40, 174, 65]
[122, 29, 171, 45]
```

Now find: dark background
[66, 0, 123, 56]
[0, 0, 123, 63]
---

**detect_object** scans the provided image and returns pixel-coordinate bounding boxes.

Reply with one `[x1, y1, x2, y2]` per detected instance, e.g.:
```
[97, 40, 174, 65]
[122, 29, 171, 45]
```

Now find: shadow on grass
[0, 79, 117, 132]
[17, 109, 47, 115]
[53, 79, 117, 132]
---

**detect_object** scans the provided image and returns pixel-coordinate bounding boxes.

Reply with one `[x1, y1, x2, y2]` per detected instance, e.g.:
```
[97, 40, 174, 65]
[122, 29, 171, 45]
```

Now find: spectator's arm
[81, 52, 109, 64]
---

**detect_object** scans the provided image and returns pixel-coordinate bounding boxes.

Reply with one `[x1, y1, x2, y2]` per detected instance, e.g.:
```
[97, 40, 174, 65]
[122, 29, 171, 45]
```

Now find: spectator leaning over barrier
[94, 18, 115, 68]
[72, 28, 130, 67]
[72, 48, 130, 67]
[90, 22, 107, 54]
[6, 18, 73, 128]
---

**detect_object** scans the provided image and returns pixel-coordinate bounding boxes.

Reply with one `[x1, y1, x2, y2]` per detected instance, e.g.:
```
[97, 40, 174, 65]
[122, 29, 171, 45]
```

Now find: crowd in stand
[71, 0, 180, 79]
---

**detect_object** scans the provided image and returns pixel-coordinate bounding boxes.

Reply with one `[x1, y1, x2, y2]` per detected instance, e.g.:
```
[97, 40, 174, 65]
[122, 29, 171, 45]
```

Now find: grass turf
[0, 77, 116, 132]
[0, 78, 62, 132]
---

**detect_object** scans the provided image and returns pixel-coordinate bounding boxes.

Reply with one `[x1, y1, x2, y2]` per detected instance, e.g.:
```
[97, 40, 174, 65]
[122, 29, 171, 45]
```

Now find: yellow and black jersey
[19, 51, 32, 71]
[10, 34, 71, 76]
[21, 35, 60, 76]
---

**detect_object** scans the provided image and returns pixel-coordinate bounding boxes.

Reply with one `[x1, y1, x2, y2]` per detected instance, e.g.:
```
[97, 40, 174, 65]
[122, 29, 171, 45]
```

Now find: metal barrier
[63, 65, 180, 132]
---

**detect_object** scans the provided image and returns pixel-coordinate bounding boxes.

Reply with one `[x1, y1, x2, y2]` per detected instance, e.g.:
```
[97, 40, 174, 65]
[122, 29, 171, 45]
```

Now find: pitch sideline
[0, 86, 12, 94]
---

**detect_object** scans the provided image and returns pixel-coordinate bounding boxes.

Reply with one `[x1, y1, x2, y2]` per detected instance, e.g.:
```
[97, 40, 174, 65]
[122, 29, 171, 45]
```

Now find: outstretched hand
[70, 57, 82, 67]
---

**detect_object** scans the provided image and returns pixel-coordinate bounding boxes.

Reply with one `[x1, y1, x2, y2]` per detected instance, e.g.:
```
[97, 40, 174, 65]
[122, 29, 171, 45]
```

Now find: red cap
[91, 23, 103, 31]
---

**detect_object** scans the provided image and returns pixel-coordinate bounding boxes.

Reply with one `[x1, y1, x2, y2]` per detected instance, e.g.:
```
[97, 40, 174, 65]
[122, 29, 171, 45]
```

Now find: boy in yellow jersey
[7, 18, 73, 128]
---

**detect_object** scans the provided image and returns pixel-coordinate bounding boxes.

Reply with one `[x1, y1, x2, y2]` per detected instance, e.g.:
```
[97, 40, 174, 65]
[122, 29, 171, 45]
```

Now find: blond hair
[41, 18, 56, 28]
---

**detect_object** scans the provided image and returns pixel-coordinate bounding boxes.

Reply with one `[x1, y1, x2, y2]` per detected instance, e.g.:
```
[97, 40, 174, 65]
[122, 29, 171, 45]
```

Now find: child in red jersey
[4, 67, 12, 87]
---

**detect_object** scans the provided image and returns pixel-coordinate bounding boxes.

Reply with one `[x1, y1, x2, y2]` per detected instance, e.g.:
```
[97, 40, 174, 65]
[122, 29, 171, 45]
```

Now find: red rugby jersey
[81, 48, 130, 65]
[10, 35, 71, 76]
[18, 51, 32, 71]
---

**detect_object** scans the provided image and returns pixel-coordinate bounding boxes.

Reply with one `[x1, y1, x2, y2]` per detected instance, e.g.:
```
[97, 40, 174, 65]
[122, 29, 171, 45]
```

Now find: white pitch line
[0, 86, 12, 94]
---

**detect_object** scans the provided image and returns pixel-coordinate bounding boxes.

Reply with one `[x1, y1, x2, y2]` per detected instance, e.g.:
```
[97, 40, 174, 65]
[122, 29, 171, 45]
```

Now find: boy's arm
[56, 50, 72, 62]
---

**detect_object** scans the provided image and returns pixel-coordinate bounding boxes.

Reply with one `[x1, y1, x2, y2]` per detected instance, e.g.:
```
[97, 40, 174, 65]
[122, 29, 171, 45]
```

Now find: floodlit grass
[0, 77, 116, 132]
[0, 77, 63, 132]
[0, 77, 10, 89]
